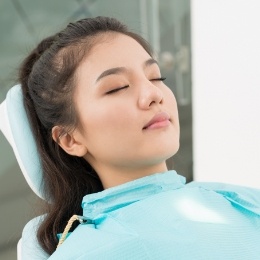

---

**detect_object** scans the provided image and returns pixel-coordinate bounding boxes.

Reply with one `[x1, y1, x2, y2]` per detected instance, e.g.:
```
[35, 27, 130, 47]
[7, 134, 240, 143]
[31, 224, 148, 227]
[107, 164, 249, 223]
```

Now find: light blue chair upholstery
[0, 85, 47, 259]
[0, 85, 44, 199]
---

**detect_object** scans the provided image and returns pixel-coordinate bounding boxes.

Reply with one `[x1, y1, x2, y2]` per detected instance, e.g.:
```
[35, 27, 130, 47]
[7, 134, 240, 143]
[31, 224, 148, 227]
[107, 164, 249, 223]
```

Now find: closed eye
[106, 85, 129, 95]
[150, 77, 166, 82]
[105, 77, 165, 95]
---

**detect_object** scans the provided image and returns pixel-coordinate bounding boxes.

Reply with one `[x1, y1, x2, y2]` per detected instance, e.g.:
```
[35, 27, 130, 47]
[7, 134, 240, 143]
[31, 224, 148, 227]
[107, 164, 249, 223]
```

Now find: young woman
[13, 16, 260, 259]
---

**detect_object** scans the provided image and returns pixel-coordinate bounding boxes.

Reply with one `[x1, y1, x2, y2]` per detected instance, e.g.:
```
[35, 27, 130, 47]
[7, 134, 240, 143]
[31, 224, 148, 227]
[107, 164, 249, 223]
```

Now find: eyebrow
[95, 58, 159, 83]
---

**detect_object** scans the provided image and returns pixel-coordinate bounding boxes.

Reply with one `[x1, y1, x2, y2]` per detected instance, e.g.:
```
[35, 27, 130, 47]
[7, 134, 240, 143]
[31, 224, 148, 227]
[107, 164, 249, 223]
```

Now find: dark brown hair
[18, 16, 152, 255]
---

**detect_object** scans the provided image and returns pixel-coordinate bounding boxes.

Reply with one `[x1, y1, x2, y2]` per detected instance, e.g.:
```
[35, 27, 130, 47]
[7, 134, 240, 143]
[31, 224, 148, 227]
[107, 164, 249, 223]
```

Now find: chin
[163, 144, 180, 163]
[165, 148, 179, 161]
[147, 145, 179, 166]
[159, 139, 180, 157]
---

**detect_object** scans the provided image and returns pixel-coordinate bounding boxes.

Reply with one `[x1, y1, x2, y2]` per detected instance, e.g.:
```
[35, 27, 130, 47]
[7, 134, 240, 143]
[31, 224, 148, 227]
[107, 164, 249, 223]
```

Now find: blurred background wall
[0, 0, 259, 259]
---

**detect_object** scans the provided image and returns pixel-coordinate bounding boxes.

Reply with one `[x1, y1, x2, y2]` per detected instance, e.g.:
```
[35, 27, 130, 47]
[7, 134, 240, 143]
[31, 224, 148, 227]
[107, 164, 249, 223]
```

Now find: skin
[54, 33, 180, 189]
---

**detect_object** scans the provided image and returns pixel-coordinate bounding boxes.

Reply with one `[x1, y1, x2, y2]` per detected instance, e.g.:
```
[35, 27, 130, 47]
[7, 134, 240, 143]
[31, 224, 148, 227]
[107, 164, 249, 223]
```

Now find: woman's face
[74, 33, 180, 186]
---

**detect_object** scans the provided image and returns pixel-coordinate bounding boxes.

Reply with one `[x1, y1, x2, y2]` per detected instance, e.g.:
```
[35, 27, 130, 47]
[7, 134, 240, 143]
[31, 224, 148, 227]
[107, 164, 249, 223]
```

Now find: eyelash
[105, 77, 166, 95]
[152, 77, 166, 82]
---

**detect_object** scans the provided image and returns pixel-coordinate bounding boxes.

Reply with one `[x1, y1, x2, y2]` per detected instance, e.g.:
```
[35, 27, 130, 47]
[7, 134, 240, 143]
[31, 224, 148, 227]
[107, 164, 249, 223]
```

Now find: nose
[138, 80, 163, 110]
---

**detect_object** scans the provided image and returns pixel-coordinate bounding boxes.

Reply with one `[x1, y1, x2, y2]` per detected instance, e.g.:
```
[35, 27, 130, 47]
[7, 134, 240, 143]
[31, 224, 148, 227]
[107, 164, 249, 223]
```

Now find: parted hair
[19, 16, 152, 254]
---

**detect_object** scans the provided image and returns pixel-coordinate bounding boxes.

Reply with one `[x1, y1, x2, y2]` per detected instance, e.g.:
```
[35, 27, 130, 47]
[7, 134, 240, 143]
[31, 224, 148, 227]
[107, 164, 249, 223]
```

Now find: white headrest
[0, 85, 45, 199]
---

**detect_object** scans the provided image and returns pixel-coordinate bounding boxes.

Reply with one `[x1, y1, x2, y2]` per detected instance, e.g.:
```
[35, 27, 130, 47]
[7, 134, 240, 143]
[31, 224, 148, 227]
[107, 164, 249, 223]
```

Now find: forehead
[81, 33, 151, 71]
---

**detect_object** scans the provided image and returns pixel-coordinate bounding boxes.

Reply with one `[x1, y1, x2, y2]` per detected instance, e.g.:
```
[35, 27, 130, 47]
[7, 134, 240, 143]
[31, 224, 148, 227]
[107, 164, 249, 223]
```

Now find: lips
[143, 112, 170, 130]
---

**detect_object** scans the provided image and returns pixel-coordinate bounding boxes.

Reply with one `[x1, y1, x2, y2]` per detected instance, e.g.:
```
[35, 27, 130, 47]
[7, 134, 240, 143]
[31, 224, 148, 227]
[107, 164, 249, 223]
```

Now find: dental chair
[0, 85, 47, 259]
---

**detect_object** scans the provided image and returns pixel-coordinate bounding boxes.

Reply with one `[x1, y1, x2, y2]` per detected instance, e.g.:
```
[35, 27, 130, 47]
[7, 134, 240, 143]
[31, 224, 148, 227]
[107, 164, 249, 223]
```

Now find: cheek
[80, 101, 133, 137]
[164, 88, 178, 114]
[164, 88, 180, 138]
[79, 101, 140, 161]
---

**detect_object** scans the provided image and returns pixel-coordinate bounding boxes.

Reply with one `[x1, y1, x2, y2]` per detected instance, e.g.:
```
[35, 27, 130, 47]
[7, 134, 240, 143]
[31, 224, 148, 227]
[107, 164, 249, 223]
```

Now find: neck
[95, 162, 168, 189]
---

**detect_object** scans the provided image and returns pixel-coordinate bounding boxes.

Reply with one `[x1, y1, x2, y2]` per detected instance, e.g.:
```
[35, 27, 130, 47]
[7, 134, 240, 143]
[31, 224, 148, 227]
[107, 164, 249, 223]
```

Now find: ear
[52, 126, 88, 157]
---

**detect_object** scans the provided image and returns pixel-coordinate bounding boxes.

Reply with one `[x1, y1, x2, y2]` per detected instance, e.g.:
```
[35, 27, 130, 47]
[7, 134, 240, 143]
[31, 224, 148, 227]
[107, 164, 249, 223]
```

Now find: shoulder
[186, 181, 260, 198]
[186, 181, 260, 216]
[21, 215, 50, 260]
[48, 222, 148, 260]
